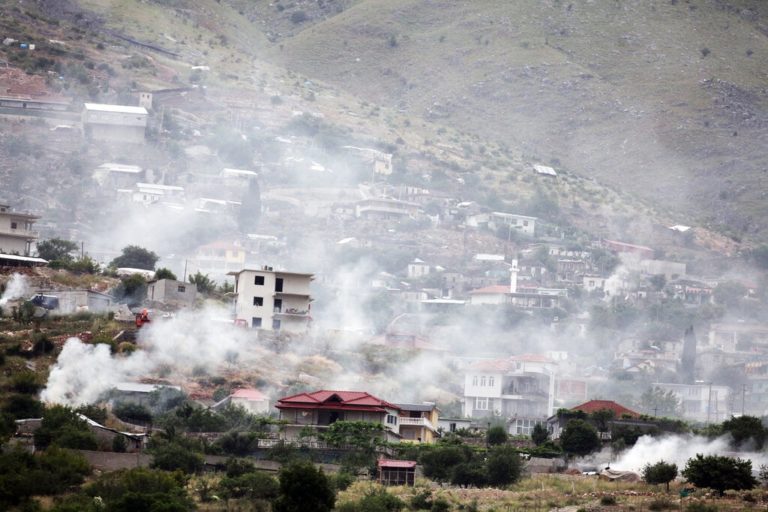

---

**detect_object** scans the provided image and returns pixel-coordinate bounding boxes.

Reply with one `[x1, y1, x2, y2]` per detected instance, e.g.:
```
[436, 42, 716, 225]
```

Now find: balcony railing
[274, 308, 310, 316]
[398, 417, 437, 431]
[0, 228, 38, 238]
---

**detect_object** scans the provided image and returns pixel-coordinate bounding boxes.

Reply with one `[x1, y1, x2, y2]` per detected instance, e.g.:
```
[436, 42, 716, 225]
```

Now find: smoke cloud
[0, 273, 29, 307]
[611, 434, 768, 473]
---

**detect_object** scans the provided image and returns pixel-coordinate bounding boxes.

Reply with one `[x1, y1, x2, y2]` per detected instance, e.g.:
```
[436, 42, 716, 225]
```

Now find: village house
[194, 241, 247, 277]
[547, 399, 641, 440]
[407, 258, 430, 279]
[707, 322, 768, 352]
[583, 275, 606, 293]
[468, 261, 564, 309]
[668, 278, 713, 305]
[212, 388, 270, 415]
[394, 403, 440, 443]
[653, 382, 731, 424]
[602, 239, 655, 260]
[146, 279, 197, 308]
[463, 354, 556, 435]
[131, 182, 185, 206]
[355, 197, 421, 220]
[466, 212, 537, 236]
[0, 203, 39, 256]
[230, 266, 313, 333]
[275, 390, 403, 443]
[33, 289, 113, 314]
[92, 163, 145, 189]
[82, 103, 148, 143]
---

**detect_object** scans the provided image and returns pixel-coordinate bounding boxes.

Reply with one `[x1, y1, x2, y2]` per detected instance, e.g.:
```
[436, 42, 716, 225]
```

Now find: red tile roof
[378, 459, 417, 469]
[276, 390, 400, 413]
[572, 400, 639, 418]
[231, 388, 268, 401]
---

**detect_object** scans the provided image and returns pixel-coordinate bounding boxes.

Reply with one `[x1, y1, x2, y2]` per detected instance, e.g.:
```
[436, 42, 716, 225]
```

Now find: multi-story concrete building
[230, 266, 313, 333]
[463, 354, 557, 435]
[0, 203, 39, 256]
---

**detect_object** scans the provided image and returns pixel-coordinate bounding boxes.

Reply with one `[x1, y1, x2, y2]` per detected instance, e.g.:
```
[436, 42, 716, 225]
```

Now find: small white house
[213, 388, 270, 415]
[407, 259, 430, 279]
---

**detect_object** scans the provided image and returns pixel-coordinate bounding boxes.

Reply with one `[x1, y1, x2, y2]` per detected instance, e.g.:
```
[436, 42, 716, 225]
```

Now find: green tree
[36, 238, 78, 262]
[560, 419, 601, 457]
[34, 405, 97, 450]
[321, 420, 384, 473]
[110, 245, 159, 270]
[154, 267, 177, 280]
[189, 271, 217, 294]
[218, 471, 279, 501]
[590, 408, 616, 433]
[714, 281, 747, 307]
[485, 445, 523, 487]
[531, 423, 549, 446]
[274, 461, 335, 512]
[420, 445, 469, 482]
[639, 386, 681, 418]
[150, 442, 204, 473]
[112, 274, 147, 305]
[682, 454, 758, 495]
[85, 467, 192, 511]
[642, 460, 678, 491]
[721, 415, 767, 450]
[486, 425, 509, 446]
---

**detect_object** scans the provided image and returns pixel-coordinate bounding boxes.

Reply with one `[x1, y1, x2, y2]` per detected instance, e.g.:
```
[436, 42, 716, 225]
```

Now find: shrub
[150, 442, 204, 473]
[682, 454, 757, 495]
[648, 498, 675, 510]
[600, 495, 617, 505]
[686, 504, 718, 512]
[486, 425, 508, 445]
[486, 445, 523, 487]
[112, 435, 127, 453]
[274, 462, 335, 512]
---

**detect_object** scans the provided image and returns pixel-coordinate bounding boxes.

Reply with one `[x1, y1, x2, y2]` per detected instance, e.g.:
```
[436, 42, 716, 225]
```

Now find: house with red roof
[463, 354, 557, 436]
[546, 399, 647, 440]
[275, 390, 403, 443]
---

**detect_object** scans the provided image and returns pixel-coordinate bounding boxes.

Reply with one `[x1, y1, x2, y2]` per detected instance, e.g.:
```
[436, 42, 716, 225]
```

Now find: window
[253, 297, 263, 307]
[252, 317, 262, 328]
[523, 220, 529, 227]
[475, 397, 489, 410]
[10, 222, 17, 229]
[274, 298, 282, 313]
[472, 376, 478, 386]
[480, 376, 487, 387]
[254, 275, 265, 285]
[177, 285, 186, 293]
[488, 376, 495, 387]
[272, 319, 281, 330]
[275, 278, 284, 292]
[386, 414, 397, 425]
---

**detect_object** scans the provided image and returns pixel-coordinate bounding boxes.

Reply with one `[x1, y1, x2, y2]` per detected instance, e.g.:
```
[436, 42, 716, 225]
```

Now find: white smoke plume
[0, 273, 29, 307]
[612, 434, 768, 473]
[41, 304, 270, 406]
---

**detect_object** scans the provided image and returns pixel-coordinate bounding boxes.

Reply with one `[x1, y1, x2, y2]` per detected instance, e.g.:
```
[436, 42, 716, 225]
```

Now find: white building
[407, 259, 430, 279]
[0, 204, 39, 256]
[132, 183, 185, 205]
[82, 103, 148, 143]
[213, 388, 269, 415]
[653, 382, 731, 423]
[230, 267, 313, 333]
[463, 354, 557, 434]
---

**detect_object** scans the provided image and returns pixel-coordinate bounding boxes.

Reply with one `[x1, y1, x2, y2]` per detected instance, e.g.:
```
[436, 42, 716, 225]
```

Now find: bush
[560, 419, 600, 457]
[682, 454, 757, 495]
[486, 425, 508, 445]
[34, 405, 98, 450]
[648, 498, 675, 510]
[11, 372, 42, 394]
[686, 504, 718, 512]
[218, 471, 279, 501]
[486, 445, 523, 487]
[600, 495, 617, 505]
[113, 403, 153, 425]
[274, 462, 335, 512]
[112, 435, 127, 453]
[150, 442, 204, 473]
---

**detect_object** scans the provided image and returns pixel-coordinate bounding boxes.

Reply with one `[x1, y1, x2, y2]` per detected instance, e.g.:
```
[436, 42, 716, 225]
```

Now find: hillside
[267, 0, 768, 241]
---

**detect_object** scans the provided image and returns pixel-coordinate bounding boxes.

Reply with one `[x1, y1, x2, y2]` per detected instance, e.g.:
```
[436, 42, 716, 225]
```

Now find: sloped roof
[231, 388, 268, 401]
[276, 390, 399, 413]
[572, 400, 639, 418]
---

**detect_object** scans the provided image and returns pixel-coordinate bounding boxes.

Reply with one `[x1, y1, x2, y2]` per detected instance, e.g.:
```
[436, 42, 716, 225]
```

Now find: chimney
[510, 259, 519, 294]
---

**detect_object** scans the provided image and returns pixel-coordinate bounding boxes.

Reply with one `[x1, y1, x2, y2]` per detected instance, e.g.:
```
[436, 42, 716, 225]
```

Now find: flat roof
[0, 254, 47, 264]
[97, 163, 142, 173]
[84, 103, 148, 115]
[137, 182, 184, 191]
[228, 268, 314, 278]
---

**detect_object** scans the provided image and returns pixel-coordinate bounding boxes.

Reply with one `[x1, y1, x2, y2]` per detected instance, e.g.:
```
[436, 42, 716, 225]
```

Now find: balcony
[0, 227, 38, 239]
[273, 307, 310, 317]
[398, 417, 437, 432]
